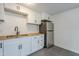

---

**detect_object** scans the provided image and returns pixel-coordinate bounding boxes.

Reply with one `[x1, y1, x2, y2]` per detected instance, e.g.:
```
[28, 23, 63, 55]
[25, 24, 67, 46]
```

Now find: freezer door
[47, 31, 54, 47]
[46, 22, 54, 30]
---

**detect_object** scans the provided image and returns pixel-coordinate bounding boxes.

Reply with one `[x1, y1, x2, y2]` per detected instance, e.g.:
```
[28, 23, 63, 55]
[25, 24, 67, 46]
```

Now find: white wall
[51, 7, 79, 54]
[0, 11, 39, 36]
[0, 4, 50, 36]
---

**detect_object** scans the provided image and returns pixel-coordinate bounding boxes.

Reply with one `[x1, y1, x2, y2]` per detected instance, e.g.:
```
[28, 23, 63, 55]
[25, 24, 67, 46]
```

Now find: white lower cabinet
[19, 37, 32, 56]
[3, 34, 44, 56]
[31, 35, 44, 53]
[31, 36, 39, 53]
[4, 39, 20, 56]
[4, 37, 32, 56]
[38, 35, 44, 49]
[0, 41, 3, 56]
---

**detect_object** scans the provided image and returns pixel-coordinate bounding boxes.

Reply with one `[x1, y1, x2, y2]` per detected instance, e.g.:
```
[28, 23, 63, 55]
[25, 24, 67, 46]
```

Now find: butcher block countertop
[0, 33, 44, 41]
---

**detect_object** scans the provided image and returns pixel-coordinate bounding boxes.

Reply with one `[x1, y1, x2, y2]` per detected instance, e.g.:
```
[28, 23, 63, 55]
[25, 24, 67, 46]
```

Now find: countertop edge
[0, 33, 44, 41]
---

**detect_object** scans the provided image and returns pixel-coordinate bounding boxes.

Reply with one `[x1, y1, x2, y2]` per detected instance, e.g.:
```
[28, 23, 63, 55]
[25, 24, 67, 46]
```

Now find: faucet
[14, 26, 20, 37]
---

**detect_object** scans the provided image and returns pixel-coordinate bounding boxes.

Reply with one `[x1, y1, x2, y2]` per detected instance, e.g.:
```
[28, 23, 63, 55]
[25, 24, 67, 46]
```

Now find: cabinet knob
[20, 44, 22, 49]
[18, 45, 20, 50]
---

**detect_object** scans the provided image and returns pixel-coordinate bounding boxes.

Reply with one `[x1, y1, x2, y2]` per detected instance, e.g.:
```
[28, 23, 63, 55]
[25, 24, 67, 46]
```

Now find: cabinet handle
[20, 44, 22, 49]
[18, 45, 20, 50]
[0, 43, 2, 48]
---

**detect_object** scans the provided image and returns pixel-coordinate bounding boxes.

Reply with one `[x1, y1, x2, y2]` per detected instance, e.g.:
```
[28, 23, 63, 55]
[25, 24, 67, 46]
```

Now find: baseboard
[54, 44, 79, 54]
[44, 45, 54, 48]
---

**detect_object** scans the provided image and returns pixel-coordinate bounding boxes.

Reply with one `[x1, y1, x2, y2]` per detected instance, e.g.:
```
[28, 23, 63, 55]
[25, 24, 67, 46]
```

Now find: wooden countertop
[0, 33, 44, 41]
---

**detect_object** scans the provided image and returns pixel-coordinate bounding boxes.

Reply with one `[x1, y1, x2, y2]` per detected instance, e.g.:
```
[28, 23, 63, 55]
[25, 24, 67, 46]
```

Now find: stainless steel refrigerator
[39, 20, 54, 48]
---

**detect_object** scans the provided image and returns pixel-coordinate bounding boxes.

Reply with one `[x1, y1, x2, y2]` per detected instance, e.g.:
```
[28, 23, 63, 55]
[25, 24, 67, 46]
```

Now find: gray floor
[30, 46, 79, 56]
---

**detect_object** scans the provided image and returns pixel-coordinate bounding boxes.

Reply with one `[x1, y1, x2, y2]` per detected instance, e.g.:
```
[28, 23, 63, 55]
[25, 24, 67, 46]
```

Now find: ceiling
[22, 3, 79, 15]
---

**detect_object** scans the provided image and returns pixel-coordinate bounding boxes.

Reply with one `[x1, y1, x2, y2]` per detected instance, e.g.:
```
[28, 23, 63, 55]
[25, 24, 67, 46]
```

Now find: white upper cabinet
[0, 41, 3, 56]
[35, 13, 41, 24]
[0, 4, 5, 23]
[27, 11, 41, 25]
[27, 11, 36, 24]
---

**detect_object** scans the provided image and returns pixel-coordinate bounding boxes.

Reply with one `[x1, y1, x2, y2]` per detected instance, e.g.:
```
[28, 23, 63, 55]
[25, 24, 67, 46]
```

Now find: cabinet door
[0, 4, 4, 20]
[38, 35, 44, 49]
[19, 37, 32, 56]
[0, 41, 3, 56]
[31, 36, 39, 53]
[27, 11, 41, 24]
[35, 13, 41, 24]
[4, 39, 20, 56]
[27, 12, 36, 24]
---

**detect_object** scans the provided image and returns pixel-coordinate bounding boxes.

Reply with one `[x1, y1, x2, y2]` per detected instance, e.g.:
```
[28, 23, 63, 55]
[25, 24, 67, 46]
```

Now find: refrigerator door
[46, 22, 54, 30]
[47, 30, 54, 48]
